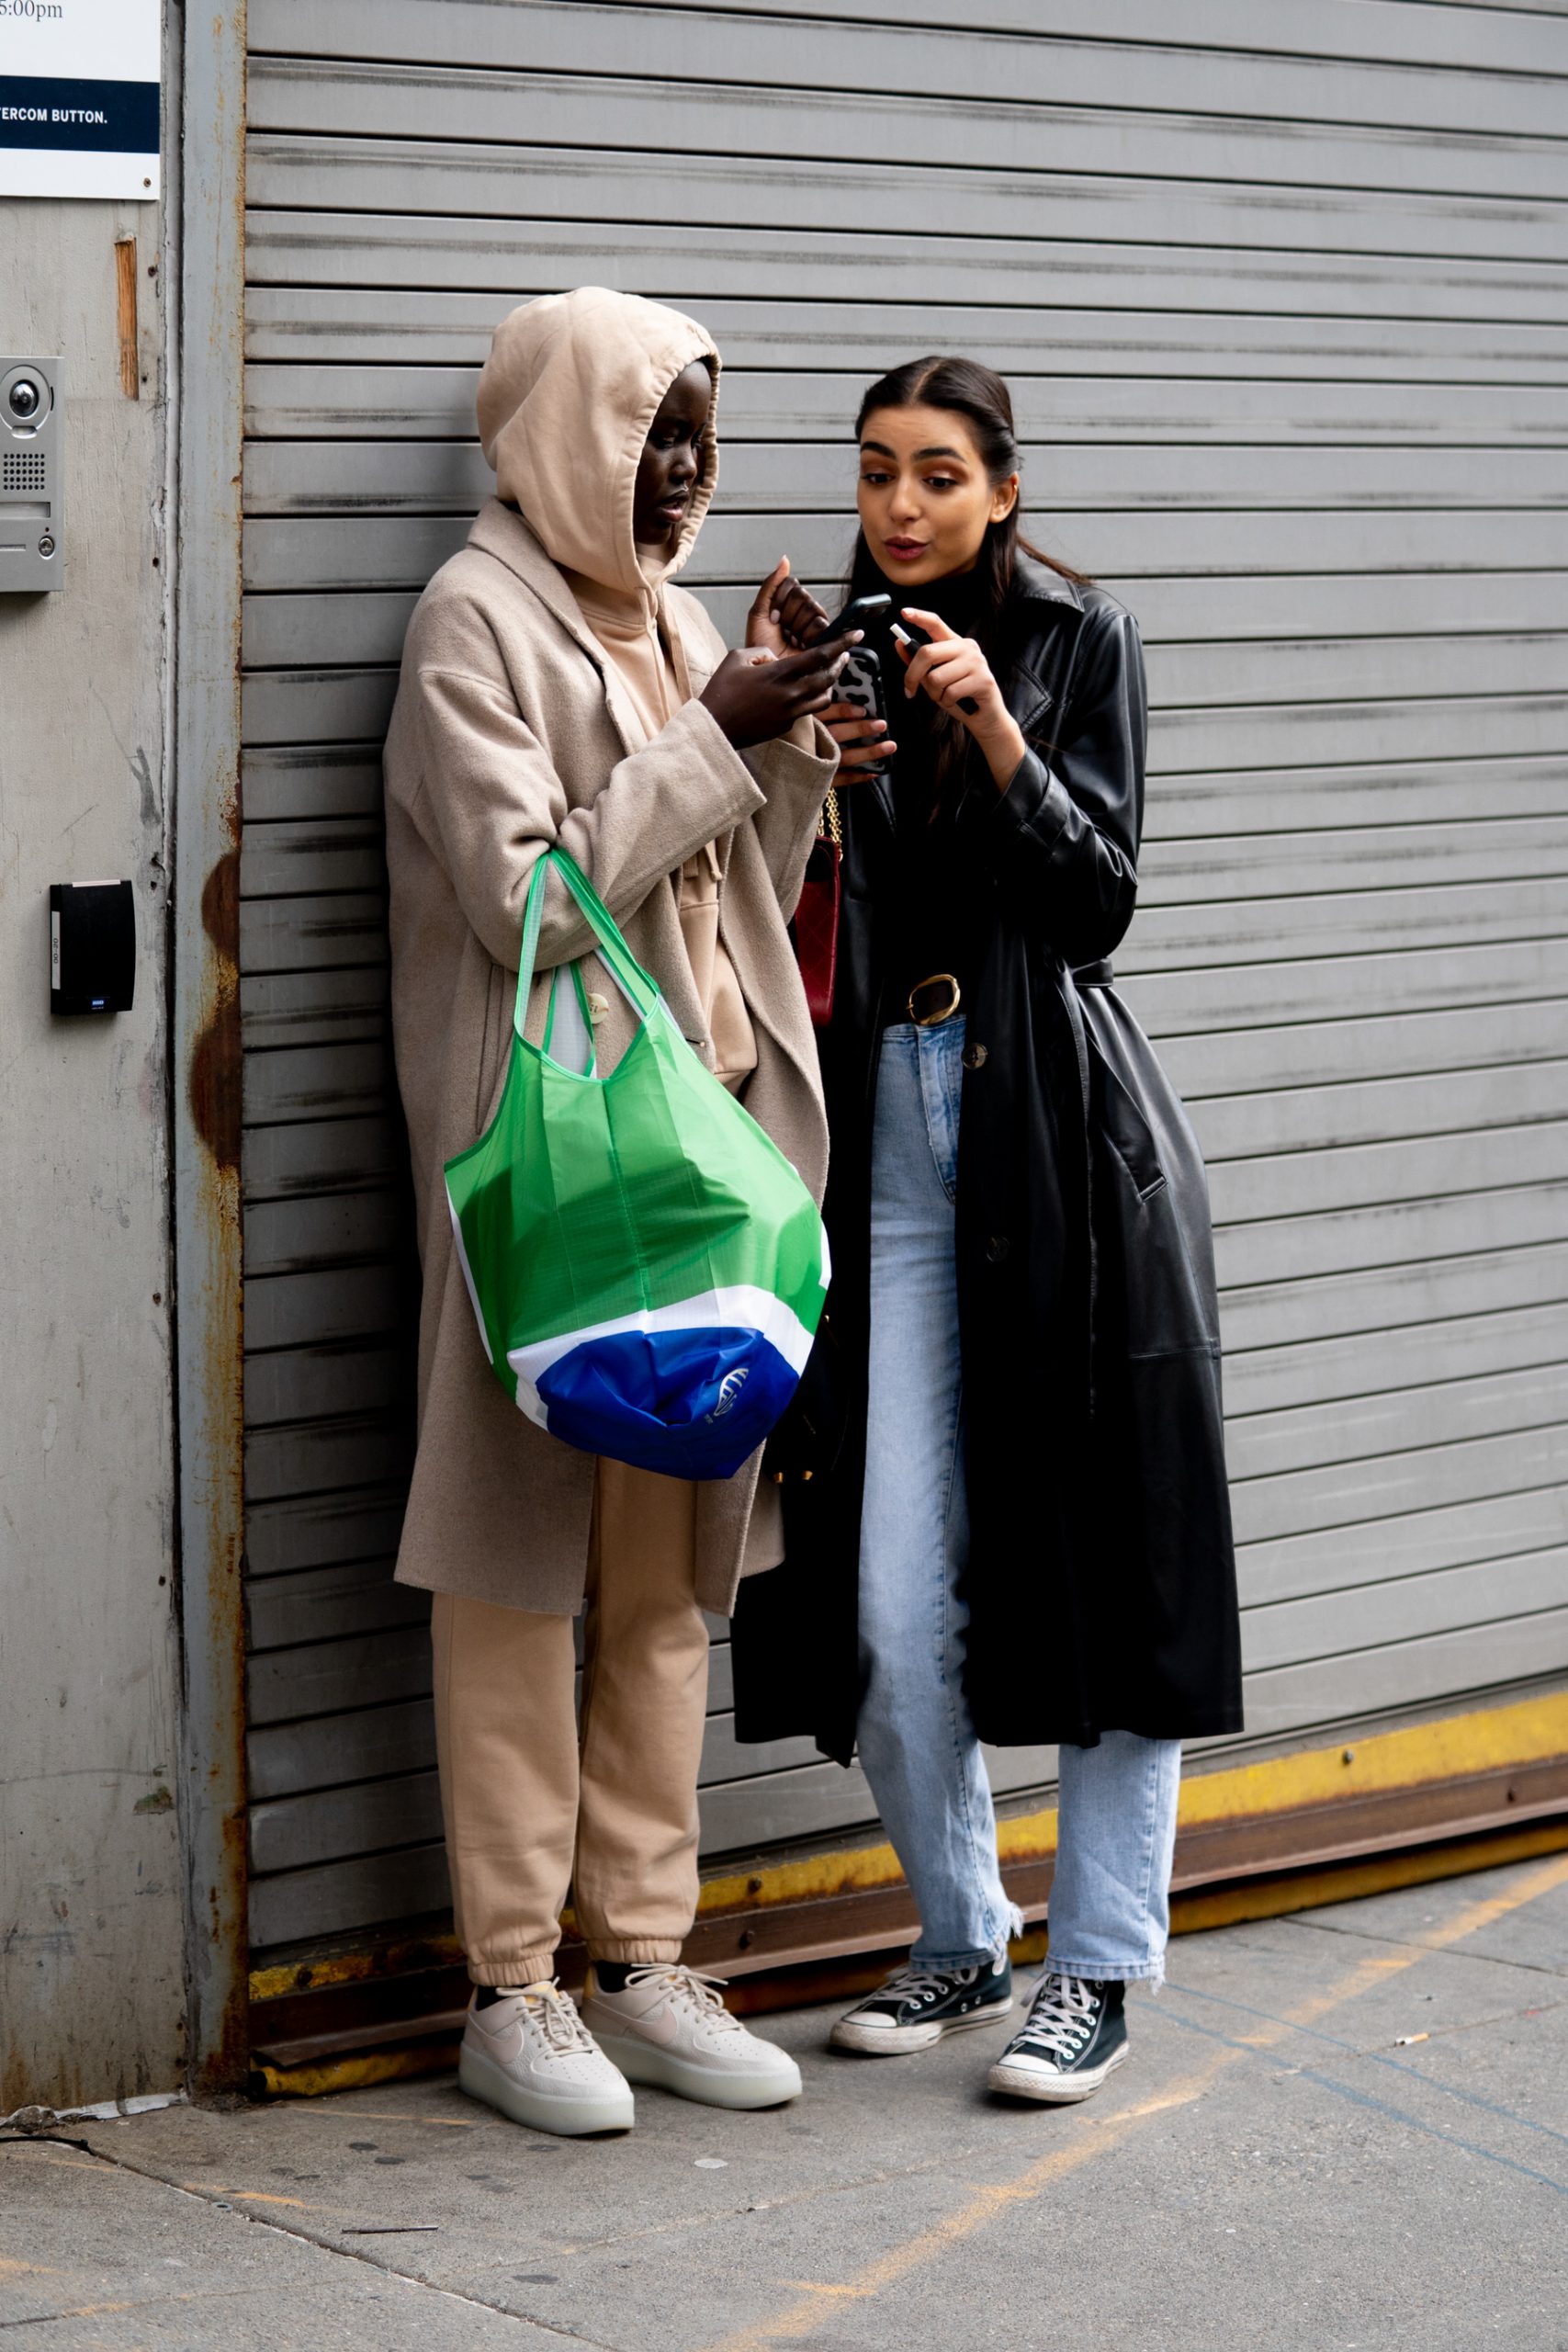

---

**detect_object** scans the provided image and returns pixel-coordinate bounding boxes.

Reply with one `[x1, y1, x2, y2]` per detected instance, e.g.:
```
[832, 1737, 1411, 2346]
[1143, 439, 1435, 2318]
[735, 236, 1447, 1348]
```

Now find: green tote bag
[444, 847, 830, 1479]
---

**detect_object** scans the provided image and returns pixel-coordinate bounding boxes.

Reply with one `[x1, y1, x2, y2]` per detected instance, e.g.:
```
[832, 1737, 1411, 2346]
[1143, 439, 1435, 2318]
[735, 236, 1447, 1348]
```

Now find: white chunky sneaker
[457, 1979, 635, 2136]
[581, 1965, 803, 2110]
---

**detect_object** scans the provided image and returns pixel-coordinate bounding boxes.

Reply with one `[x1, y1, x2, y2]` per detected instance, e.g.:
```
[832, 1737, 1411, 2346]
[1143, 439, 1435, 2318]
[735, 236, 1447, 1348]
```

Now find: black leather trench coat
[733, 555, 1244, 1763]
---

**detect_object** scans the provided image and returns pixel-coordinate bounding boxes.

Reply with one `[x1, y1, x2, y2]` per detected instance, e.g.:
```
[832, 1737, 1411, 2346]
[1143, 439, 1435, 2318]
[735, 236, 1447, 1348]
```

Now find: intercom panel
[1, 356, 62, 593]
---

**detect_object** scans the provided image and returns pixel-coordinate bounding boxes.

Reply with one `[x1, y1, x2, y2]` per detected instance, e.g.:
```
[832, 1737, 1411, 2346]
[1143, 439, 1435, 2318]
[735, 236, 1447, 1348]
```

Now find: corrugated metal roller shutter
[239, 0, 1568, 1959]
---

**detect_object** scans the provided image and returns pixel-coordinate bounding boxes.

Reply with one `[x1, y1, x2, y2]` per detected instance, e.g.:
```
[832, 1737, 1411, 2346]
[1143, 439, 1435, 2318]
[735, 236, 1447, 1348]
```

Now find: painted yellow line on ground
[183, 2186, 311, 2209]
[694, 1849, 1568, 2352]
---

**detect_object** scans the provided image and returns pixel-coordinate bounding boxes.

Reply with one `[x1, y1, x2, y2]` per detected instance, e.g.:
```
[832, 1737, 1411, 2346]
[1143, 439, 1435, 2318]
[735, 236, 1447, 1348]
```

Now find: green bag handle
[513, 847, 661, 1046]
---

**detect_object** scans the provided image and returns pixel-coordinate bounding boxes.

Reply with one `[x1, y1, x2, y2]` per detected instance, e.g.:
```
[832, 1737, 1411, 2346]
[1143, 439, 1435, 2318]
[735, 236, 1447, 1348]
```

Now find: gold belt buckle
[908, 972, 962, 1027]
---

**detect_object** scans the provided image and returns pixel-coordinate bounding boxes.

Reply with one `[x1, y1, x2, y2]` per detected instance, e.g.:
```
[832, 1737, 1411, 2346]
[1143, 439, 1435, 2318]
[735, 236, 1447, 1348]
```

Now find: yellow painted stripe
[700, 1689, 1568, 1908]
[251, 1689, 1567, 2003]
[251, 2042, 460, 2100]
[250, 1816, 1568, 2097]
[692, 1849, 1568, 2352]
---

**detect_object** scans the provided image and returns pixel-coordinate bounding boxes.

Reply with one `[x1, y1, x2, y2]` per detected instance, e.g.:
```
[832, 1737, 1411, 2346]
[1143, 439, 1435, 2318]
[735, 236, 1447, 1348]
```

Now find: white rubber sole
[592, 2030, 802, 2110]
[987, 2037, 1129, 2105]
[829, 1998, 1014, 2057]
[457, 2038, 635, 2135]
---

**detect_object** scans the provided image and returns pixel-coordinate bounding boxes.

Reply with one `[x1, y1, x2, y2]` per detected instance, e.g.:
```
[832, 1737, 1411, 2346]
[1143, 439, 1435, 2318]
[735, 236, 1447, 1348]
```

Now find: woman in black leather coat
[734, 357, 1243, 2106]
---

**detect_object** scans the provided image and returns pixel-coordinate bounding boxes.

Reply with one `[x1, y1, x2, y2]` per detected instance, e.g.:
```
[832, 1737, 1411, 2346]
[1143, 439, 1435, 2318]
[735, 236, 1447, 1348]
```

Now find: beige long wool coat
[383, 499, 835, 1616]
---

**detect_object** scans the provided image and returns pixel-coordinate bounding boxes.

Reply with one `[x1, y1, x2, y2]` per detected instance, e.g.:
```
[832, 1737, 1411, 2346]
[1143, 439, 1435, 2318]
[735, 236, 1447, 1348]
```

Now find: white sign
[0, 0, 160, 199]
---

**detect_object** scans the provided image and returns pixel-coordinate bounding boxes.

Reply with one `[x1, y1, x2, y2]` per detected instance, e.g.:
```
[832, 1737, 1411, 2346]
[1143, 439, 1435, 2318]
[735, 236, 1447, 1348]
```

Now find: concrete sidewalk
[5, 1849, 1566, 2352]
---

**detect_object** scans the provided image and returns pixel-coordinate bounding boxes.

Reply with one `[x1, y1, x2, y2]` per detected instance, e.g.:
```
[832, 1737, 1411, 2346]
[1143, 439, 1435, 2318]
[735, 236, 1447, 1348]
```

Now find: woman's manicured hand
[897, 606, 1027, 790]
[820, 700, 896, 775]
[746, 558, 834, 656]
[701, 633, 860, 752]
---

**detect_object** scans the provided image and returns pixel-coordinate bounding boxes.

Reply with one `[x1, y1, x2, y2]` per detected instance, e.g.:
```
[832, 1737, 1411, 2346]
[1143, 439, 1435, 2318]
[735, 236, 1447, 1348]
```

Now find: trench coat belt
[1055, 956, 1103, 1412]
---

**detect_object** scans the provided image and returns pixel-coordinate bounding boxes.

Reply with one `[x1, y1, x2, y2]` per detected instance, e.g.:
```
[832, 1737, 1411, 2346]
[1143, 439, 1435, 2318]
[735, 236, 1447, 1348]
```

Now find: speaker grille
[3, 450, 46, 492]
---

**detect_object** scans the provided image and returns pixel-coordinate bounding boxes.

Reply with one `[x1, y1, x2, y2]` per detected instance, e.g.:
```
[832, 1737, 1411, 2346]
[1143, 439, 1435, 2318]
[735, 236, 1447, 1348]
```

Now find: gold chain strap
[819, 783, 842, 849]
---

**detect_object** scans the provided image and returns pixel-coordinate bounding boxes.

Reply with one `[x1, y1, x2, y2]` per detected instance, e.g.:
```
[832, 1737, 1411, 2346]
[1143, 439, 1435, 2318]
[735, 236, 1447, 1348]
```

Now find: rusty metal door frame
[170, 0, 250, 2096]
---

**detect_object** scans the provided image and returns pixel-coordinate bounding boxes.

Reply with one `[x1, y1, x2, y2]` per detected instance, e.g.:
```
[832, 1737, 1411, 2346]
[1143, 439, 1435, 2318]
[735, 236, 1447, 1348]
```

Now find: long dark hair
[848, 355, 1088, 643]
[848, 356, 1087, 808]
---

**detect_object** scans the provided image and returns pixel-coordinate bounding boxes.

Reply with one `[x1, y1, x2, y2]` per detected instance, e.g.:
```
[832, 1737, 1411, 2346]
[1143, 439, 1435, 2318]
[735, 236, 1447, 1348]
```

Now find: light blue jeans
[856, 1019, 1182, 1982]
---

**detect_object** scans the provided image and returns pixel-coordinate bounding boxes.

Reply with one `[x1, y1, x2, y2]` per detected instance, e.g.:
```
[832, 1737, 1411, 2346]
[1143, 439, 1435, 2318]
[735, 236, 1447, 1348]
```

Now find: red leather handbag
[794, 786, 841, 1027]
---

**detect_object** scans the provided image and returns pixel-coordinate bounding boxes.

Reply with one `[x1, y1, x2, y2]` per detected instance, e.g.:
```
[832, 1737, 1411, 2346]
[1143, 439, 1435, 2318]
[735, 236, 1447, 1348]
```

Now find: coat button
[986, 1235, 1010, 1263]
[963, 1042, 988, 1069]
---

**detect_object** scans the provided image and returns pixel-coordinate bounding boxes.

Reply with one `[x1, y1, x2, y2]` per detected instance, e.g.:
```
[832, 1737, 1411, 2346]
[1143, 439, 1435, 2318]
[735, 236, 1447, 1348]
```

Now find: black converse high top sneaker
[829, 1955, 1013, 2054]
[987, 1972, 1128, 2102]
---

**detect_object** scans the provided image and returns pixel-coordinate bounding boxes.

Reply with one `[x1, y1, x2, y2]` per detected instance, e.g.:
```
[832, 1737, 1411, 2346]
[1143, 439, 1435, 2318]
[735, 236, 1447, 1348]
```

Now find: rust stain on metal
[114, 237, 140, 399]
[188, 850, 242, 1174]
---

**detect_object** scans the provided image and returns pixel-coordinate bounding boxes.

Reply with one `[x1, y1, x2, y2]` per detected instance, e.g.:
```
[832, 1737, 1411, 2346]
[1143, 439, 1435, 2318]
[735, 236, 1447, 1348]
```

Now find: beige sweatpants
[430, 1458, 711, 1988]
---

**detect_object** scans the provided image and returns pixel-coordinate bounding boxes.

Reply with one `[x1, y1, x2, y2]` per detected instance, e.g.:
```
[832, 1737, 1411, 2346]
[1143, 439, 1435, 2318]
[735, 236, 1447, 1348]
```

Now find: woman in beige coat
[383, 288, 850, 2135]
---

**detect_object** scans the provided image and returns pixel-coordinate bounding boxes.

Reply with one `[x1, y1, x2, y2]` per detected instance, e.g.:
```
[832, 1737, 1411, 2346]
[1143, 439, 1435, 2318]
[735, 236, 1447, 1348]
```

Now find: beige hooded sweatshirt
[382, 288, 837, 1618]
[479, 289, 754, 1083]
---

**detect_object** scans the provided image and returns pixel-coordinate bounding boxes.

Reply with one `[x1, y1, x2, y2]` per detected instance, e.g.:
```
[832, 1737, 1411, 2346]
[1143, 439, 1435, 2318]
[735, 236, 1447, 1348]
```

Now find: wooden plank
[245, 1557, 426, 1653]
[1232, 1421, 1568, 1551]
[243, 62, 1568, 201]
[242, 134, 1568, 272]
[243, 1189, 405, 1278]
[245, 1263, 406, 1353]
[243, 360, 1568, 445]
[1239, 1481, 1568, 1611]
[1124, 938, 1568, 1037]
[1213, 1180, 1568, 1295]
[247, 0, 1568, 83]
[239, 893, 388, 978]
[1242, 1549, 1568, 1677]
[246, 285, 1568, 382]
[244, 1338, 411, 1431]
[1221, 1240, 1568, 1357]
[1226, 1300, 1568, 1421]
[245, 1410, 413, 1506]
[245, 1484, 409, 1580]
[243, 211, 1568, 330]
[1227, 1360, 1568, 1485]
[1239, 1605, 1568, 1737]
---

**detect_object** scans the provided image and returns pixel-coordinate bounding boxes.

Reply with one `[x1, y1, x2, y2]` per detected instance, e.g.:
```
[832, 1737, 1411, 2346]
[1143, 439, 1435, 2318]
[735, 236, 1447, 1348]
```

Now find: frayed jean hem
[1042, 1952, 1166, 1987]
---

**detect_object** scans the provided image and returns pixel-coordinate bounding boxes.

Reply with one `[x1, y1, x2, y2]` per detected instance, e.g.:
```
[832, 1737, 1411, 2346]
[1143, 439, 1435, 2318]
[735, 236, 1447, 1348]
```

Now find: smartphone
[890, 616, 978, 715]
[834, 642, 889, 749]
[809, 594, 892, 752]
[821, 592, 892, 640]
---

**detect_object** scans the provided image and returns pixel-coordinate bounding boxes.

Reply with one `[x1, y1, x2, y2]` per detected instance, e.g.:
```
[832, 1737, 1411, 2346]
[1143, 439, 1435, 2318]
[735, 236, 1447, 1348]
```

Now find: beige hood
[477, 287, 720, 604]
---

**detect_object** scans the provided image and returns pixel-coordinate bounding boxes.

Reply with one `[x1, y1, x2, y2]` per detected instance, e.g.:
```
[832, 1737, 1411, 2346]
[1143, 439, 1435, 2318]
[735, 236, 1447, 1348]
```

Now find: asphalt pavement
[4, 1848, 1566, 2351]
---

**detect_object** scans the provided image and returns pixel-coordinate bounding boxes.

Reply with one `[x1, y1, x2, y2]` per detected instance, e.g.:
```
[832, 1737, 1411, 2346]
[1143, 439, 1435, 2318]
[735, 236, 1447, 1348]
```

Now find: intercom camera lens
[8, 379, 41, 420]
